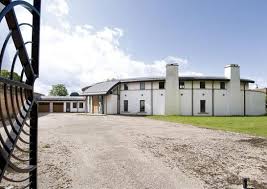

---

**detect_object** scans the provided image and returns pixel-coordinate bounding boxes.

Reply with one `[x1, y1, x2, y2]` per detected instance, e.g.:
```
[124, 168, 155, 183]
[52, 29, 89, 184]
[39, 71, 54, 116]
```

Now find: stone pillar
[49, 102, 53, 113]
[165, 63, 180, 115]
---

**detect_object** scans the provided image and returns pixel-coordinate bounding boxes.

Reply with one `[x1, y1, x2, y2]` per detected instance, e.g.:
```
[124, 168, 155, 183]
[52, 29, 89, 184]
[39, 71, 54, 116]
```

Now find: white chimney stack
[224, 64, 242, 115]
[165, 63, 180, 115]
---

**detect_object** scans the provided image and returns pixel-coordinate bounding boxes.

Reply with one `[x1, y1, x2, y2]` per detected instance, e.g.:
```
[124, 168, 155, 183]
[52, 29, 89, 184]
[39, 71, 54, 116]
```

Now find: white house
[81, 64, 266, 116]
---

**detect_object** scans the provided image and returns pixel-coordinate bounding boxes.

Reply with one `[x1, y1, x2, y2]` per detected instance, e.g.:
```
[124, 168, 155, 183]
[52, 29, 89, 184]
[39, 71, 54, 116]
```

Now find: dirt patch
[138, 134, 267, 189]
[237, 137, 267, 148]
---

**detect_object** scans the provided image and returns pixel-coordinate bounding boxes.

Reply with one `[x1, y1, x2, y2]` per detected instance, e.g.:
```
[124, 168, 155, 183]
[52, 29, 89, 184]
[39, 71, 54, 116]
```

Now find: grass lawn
[148, 115, 267, 137]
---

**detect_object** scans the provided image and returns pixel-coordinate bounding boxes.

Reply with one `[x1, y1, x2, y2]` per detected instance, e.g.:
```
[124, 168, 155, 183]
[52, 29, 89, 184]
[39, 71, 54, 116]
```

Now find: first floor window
[159, 81, 165, 89]
[79, 102, 83, 108]
[179, 81, 185, 89]
[220, 82, 226, 89]
[73, 102, 77, 108]
[200, 81, 205, 89]
[200, 100, 206, 113]
[124, 83, 128, 90]
[140, 82, 145, 90]
[124, 100, 128, 112]
[140, 100, 145, 112]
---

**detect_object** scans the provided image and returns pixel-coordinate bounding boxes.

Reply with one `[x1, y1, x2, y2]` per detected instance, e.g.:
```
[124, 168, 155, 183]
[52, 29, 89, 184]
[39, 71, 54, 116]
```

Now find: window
[79, 102, 83, 108]
[124, 100, 128, 112]
[140, 82, 145, 90]
[124, 83, 128, 90]
[159, 81, 165, 89]
[140, 100, 145, 112]
[200, 81, 205, 89]
[73, 102, 77, 108]
[179, 81, 185, 89]
[220, 82, 225, 89]
[200, 100, 206, 113]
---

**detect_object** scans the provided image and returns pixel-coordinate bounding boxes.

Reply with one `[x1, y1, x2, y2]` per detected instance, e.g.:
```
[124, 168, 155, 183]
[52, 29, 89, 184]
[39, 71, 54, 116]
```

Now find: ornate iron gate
[0, 0, 41, 188]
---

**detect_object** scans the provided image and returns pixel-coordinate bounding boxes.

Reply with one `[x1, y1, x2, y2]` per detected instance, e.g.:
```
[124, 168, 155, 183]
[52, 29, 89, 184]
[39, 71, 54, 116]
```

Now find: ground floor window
[140, 100, 145, 112]
[200, 100, 206, 113]
[73, 102, 77, 108]
[79, 102, 83, 108]
[124, 100, 128, 112]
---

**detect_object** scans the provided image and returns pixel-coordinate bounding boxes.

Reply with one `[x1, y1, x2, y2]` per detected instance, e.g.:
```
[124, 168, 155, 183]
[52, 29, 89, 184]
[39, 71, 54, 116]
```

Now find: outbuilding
[38, 96, 86, 113]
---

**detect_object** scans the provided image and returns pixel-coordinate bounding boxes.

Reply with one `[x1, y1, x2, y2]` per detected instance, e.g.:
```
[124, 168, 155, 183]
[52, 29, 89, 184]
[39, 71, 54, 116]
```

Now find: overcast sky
[1, 0, 267, 94]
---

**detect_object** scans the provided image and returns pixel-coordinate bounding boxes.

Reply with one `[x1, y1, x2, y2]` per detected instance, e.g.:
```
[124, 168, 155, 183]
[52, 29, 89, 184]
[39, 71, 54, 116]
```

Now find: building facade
[82, 64, 266, 116]
[38, 96, 86, 113]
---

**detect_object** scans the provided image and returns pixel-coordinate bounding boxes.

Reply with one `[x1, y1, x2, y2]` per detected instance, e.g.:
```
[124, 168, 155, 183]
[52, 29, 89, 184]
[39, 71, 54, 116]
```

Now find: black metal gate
[0, 0, 41, 188]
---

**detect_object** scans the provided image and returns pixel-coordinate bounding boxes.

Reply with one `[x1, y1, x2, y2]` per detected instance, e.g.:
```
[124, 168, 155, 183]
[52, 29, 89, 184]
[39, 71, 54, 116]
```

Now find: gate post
[30, 102, 38, 189]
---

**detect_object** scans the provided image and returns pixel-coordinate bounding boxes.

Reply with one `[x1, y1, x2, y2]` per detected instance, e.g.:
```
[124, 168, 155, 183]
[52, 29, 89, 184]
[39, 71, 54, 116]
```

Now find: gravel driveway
[38, 113, 267, 189]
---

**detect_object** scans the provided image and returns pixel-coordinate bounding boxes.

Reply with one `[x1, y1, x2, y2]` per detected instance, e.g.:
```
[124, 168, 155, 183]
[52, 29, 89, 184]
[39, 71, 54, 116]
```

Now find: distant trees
[49, 84, 68, 96]
[0, 69, 20, 81]
[70, 92, 79, 96]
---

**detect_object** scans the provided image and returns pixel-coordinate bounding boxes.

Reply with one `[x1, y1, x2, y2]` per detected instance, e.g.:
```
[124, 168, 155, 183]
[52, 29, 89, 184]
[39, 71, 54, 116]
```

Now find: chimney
[165, 63, 180, 115]
[224, 64, 242, 115]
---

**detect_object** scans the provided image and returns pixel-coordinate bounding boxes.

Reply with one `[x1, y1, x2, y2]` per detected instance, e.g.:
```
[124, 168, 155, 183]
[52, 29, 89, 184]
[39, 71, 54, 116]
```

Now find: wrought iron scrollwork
[0, 0, 41, 188]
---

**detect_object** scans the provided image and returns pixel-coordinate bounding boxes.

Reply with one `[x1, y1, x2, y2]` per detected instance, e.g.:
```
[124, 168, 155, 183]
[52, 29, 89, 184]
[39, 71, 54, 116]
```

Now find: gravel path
[37, 113, 267, 189]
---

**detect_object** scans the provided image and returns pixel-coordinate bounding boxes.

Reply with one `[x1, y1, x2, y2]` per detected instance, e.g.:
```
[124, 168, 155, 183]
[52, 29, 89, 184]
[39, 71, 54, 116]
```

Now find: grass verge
[148, 115, 267, 137]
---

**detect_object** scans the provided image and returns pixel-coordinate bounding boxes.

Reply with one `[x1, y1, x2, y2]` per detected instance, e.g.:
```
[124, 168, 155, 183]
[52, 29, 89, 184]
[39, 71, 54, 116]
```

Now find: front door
[92, 96, 99, 113]
[66, 102, 70, 112]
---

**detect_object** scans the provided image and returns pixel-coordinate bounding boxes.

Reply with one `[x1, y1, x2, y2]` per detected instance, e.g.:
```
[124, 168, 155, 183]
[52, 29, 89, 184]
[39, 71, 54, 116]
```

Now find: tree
[70, 92, 79, 96]
[49, 84, 68, 96]
[0, 69, 20, 81]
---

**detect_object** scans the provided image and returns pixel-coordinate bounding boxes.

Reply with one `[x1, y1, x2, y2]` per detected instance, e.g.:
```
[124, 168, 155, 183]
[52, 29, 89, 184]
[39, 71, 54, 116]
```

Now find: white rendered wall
[106, 95, 118, 114]
[152, 89, 165, 115]
[245, 91, 266, 115]
[66, 101, 85, 112]
[120, 82, 152, 115]
[214, 90, 229, 116]
[120, 89, 152, 115]
[165, 64, 180, 115]
[180, 89, 192, 115]
[193, 89, 212, 116]
[49, 102, 53, 113]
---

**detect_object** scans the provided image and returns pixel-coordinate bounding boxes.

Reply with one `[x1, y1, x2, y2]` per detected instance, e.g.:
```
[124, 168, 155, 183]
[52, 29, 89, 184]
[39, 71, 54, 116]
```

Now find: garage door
[53, 103, 64, 112]
[39, 102, 50, 112]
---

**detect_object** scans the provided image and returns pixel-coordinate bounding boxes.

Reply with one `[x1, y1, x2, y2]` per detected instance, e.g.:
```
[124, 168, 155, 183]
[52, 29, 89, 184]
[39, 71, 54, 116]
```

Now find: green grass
[148, 115, 267, 137]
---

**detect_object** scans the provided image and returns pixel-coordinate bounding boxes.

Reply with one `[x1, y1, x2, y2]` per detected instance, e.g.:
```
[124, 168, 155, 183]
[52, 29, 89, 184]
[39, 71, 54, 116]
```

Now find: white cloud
[46, 0, 69, 17]
[249, 77, 267, 89]
[2, 0, 199, 95]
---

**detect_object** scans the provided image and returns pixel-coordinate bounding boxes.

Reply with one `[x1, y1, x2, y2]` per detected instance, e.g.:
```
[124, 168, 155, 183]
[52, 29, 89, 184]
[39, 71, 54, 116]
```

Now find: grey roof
[81, 76, 254, 96]
[38, 96, 86, 101]
[82, 80, 119, 95]
[119, 76, 254, 83]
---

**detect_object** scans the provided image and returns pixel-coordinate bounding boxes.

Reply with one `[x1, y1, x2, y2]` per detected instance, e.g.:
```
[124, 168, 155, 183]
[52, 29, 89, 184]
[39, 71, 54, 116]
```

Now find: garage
[53, 103, 64, 112]
[39, 102, 50, 112]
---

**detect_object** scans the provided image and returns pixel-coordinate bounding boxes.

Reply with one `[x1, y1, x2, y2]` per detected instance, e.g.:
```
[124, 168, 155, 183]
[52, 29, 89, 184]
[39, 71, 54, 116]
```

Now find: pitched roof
[118, 76, 254, 83]
[82, 80, 119, 95]
[81, 76, 255, 96]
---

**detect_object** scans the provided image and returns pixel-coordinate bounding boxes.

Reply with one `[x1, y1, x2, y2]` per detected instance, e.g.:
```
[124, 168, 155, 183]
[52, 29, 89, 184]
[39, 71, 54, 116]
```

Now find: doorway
[66, 102, 70, 112]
